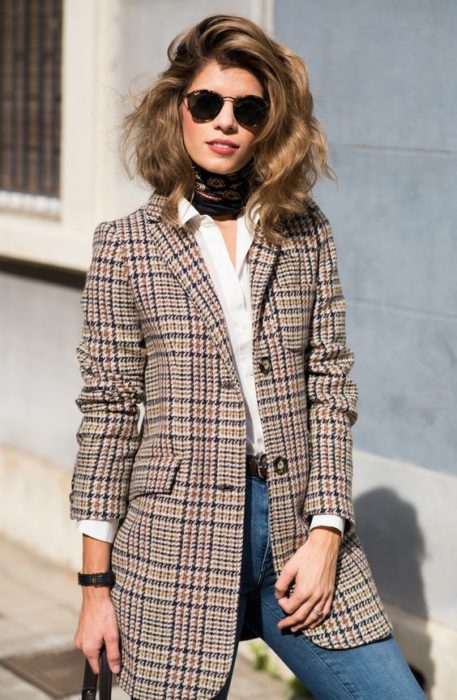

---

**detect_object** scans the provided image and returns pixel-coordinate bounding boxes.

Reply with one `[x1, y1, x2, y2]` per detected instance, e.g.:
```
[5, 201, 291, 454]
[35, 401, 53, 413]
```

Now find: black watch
[77, 571, 116, 587]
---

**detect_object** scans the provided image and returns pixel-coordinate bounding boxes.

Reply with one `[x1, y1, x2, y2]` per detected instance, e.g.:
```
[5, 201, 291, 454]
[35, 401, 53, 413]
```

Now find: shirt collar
[177, 197, 260, 228]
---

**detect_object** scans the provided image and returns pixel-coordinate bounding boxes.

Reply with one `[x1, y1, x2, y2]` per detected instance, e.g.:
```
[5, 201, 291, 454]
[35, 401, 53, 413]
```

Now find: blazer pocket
[128, 449, 183, 500]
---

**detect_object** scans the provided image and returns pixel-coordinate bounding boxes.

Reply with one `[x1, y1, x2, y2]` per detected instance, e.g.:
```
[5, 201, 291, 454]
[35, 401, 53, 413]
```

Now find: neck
[190, 157, 257, 218]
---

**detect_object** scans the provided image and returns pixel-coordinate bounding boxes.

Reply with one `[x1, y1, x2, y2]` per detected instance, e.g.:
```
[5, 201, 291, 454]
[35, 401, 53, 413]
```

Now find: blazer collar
[143, 189, 294, 383]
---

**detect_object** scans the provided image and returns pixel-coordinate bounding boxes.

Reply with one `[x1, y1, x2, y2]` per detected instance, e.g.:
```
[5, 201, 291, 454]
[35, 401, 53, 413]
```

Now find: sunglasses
[183, 89, 269, 128]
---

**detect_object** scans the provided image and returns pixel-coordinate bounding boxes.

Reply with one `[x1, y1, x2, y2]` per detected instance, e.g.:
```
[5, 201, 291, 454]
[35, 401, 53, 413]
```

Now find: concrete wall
[275, 0, 456, 476]
[274, 1, 457, 695]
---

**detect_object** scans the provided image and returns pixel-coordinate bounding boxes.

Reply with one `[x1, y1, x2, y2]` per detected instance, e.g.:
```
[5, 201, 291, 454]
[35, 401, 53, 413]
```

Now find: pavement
[0, 533, 292, 699]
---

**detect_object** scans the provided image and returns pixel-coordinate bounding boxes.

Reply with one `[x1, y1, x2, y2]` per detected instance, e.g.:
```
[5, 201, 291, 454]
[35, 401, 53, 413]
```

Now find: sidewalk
[0, 533, 289, 699]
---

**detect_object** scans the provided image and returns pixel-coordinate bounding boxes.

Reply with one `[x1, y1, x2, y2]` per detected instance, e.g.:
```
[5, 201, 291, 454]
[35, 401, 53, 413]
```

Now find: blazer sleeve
[303, 203, 358, 535]
[69, 221, 146, 520]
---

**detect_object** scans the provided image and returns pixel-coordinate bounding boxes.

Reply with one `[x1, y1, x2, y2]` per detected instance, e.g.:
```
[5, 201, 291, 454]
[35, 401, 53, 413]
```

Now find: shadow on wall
[354, 488, 432, 694]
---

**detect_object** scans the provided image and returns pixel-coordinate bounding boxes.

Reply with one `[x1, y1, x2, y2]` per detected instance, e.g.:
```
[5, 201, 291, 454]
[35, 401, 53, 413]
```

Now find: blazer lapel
[144, 190, 284, 381]
[248, 235, 281, 345]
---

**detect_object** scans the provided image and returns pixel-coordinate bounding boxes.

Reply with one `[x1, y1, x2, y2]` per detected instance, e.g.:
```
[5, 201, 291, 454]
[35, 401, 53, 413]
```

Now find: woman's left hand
[274, 526, 341, 632]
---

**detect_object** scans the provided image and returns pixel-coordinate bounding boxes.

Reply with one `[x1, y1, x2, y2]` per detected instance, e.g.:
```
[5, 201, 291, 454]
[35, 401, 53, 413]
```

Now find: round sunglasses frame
[183, 89, 270, 128]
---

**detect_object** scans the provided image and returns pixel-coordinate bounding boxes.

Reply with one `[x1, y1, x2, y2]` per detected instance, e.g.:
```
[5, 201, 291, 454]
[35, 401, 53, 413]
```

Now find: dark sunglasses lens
[187, 92, 221, 121]
[235, 97, 269, 126]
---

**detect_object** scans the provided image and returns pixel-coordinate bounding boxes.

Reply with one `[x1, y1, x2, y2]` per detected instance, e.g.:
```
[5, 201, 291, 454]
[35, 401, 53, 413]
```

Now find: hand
[274, 526, 341, 633]
[74, 587, 121, 675]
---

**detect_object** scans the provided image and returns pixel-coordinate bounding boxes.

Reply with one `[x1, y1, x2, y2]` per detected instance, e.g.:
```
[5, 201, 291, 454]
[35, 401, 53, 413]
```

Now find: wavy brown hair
[119, 13, 337, 245]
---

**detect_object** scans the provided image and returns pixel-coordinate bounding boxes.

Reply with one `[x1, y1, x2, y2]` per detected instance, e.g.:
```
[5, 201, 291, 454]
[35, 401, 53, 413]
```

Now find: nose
[214, 97, 237, 130]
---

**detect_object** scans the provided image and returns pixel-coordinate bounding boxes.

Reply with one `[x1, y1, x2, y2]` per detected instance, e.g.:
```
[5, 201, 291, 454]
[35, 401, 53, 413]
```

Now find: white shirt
[77, 197, 345, 542]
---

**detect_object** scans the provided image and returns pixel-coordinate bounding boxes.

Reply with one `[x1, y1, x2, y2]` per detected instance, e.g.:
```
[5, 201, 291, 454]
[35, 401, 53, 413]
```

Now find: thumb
[104, 636, 122, 675]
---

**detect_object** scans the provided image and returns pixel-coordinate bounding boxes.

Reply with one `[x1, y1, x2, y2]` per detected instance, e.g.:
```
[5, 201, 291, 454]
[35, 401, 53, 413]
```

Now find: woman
[70, 14, 426, 700]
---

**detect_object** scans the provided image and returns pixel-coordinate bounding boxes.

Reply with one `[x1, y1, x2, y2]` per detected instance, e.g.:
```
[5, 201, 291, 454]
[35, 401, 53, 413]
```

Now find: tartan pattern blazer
[69, 191, 393, 699]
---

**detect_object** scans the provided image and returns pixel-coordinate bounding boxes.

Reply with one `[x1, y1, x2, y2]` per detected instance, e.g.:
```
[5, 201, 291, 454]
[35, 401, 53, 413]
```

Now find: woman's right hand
[74, 587, 121, 675]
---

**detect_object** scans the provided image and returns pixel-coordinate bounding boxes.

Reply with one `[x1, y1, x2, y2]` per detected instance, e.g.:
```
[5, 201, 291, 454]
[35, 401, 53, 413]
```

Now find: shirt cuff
[309, 514, 345, 535]
[76, 519, 119, 543]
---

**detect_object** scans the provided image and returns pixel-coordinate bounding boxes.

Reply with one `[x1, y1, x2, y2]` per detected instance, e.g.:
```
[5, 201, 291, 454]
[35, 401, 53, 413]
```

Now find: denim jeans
[213, 474, 426, 700]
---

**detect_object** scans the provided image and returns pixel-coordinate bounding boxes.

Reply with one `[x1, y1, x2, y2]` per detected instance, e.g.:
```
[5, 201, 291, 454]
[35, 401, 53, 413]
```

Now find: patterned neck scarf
[190, 156, 258, 217]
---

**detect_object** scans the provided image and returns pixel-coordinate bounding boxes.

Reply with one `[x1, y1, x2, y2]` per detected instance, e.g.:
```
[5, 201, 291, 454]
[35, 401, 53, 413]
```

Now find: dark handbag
[81, 643, 112, 699]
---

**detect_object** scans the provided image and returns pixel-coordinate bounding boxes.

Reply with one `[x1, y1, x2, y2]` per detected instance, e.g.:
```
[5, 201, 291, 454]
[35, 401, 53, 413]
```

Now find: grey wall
[0, 273, 84, 468]
[275, 0, 457, 477]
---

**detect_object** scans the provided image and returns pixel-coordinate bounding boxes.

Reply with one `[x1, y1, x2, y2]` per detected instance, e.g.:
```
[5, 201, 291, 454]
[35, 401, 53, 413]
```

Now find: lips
[206, 140, 240, 155]
[207, 140, 239, 148]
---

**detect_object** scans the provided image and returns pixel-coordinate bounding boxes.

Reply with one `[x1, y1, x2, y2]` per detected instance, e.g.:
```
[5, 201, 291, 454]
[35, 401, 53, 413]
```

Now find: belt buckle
[256, 453, 268, 479]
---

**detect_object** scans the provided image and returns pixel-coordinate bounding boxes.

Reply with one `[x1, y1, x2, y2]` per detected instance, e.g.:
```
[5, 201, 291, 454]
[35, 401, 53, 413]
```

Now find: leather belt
[246, 452, 268, 479]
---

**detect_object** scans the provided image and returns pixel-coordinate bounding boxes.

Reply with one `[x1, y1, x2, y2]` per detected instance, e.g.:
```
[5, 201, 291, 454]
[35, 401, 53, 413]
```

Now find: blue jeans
[214, 475, 426, 700]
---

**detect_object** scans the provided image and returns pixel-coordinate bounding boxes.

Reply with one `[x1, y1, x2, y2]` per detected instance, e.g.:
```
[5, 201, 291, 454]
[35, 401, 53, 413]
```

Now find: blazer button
[259, 356, 271, 374]
[273, 456, 288, 474]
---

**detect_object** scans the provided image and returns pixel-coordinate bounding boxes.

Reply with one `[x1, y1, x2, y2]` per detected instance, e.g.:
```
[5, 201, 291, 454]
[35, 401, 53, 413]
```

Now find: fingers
[73, 607, 122, 675]
[74, 632, 101, 675]
[82, 645, 103, 675]
[277, 586, 335, 632]
[290, 594, 333, 632]
[76, 638, 121, 676]
[274, 562, 297, 600]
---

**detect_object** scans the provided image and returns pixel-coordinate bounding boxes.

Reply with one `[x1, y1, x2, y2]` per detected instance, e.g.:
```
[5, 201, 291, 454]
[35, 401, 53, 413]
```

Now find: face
[180, 59, 265, 174]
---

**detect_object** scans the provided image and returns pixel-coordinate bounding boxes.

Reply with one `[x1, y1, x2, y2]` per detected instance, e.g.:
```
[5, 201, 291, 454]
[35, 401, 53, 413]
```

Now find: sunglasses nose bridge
[214, 96, 237, 124]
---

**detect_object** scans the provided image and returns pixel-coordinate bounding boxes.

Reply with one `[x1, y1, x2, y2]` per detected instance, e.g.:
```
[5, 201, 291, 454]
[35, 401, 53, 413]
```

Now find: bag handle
[81, 644, 112, 700]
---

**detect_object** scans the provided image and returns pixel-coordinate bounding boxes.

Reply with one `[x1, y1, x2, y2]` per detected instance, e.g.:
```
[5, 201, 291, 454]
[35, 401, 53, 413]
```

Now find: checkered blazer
[69, 191, 393, 699]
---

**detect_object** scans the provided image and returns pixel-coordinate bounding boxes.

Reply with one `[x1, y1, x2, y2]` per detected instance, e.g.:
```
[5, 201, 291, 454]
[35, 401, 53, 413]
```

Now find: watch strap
[78, 571, 116, 587]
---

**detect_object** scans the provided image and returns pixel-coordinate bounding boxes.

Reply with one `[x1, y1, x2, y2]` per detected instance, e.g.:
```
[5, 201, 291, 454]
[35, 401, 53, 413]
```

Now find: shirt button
[221, 379, 236, 389]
